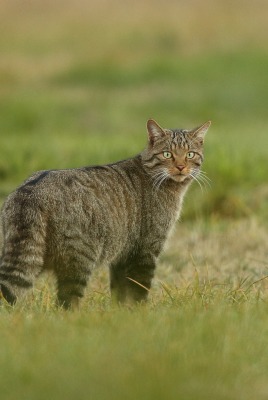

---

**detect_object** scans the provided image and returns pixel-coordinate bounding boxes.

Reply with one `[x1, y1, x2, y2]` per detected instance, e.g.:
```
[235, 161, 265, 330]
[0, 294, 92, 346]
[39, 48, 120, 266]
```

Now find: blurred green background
[0, 0, 268, 220]
[1, 3, 268, 399]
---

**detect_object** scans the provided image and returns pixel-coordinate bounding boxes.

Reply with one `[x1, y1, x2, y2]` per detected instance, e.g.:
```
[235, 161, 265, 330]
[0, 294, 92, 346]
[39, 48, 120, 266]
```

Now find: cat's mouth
[170, 172, 189, 183]
[151, 169, 191, 188]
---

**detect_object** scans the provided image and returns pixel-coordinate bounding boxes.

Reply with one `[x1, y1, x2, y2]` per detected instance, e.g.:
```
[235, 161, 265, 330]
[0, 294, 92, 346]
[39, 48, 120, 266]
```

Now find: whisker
[196, 173, 210, 183]
[150, 169, 170, 190]
[198, 176, 211, 188]
[154, 174, 169, 189]
[189, 173, 204, 193]
[189, 168, 211, 193]
[198, 170, 212, 182]
[196, 171, 212, 188]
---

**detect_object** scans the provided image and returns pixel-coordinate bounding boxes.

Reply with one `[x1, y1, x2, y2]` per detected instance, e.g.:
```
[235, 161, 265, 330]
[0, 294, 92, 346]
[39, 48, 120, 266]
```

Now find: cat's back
[4, 156, 144, 207]
[2, 157, 145, 245]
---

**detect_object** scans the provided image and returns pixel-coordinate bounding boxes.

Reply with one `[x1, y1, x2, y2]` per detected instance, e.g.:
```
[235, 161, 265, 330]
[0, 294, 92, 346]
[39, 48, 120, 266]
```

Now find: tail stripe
[0, 273, 33, 288]
[0, 284, 16, 305]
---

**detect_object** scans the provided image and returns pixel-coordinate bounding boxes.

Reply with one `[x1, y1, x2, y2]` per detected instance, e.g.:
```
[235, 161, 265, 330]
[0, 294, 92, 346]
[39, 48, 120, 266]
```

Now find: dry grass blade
[248, 275, 268, 290]
[126, 277, 150, 292]
[159, 280, 175, 302]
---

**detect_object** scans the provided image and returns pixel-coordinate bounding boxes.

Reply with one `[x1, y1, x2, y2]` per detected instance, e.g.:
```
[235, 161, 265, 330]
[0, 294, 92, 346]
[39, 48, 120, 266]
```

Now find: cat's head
[142, 119, 211, 187]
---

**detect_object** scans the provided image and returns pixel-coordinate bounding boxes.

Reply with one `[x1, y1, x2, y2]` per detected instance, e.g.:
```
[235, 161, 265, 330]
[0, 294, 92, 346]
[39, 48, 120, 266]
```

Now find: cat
[0, 119, 211, 309]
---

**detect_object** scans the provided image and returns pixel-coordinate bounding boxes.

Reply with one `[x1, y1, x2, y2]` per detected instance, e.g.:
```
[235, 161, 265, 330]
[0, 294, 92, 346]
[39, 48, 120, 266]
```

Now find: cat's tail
[0, 194, 47, 305]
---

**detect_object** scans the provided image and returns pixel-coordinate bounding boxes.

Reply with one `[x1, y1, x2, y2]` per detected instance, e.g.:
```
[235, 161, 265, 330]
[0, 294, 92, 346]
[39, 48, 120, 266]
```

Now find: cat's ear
[190, 121, 211, 144]
[147, 119, 166, 145]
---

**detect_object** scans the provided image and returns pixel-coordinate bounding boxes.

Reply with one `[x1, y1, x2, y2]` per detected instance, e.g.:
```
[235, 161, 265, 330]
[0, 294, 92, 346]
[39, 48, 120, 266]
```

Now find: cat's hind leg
[56, 275, 89, 310]
[55, 259, 92, 310]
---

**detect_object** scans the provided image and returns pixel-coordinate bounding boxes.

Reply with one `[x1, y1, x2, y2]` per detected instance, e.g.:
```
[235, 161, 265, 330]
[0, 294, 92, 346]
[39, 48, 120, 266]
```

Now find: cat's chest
[143, 189, 182, 231]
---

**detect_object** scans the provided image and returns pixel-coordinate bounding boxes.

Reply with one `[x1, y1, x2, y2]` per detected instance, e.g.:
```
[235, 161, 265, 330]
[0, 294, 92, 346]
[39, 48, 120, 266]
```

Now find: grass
[1, 0, 268, 399]
[1, 218, 268, 400]
[1, 282, 268, 400]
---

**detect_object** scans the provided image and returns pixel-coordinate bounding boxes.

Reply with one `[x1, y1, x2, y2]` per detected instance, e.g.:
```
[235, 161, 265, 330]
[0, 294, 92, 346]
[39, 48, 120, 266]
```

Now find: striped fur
[0, 119, 210, 308]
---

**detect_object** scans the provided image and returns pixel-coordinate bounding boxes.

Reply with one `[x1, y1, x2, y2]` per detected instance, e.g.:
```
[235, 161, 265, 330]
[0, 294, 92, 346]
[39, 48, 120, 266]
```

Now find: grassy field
[0, 0, 268, 399]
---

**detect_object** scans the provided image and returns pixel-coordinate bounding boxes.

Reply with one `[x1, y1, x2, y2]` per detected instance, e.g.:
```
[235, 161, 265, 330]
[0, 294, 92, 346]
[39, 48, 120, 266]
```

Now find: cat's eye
[186, 152, 195, 159]
[163, 151, 172, 159]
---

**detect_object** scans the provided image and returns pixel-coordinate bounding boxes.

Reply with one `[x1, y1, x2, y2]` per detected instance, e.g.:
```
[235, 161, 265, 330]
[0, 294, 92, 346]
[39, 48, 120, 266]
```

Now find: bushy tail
[0, 197, 47, 305]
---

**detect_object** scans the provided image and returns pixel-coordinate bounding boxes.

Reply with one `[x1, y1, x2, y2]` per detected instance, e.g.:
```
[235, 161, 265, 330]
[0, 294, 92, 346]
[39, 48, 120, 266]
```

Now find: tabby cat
[0, 119, 210, 308]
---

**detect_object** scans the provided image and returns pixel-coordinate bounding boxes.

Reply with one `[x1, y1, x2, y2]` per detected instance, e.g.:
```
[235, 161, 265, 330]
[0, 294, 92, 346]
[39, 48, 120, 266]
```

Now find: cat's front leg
[109, 264, 127, 305]
[110, 254, 156, 305]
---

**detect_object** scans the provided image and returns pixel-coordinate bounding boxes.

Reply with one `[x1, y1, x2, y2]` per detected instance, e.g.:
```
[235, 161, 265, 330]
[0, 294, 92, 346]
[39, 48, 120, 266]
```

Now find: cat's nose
[176, 165, 186, 172]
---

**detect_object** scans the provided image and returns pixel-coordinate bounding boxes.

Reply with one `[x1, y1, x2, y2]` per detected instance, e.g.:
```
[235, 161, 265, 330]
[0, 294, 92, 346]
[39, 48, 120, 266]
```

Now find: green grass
[1, 1, 268, 399]
[1, 282, 268, 400]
